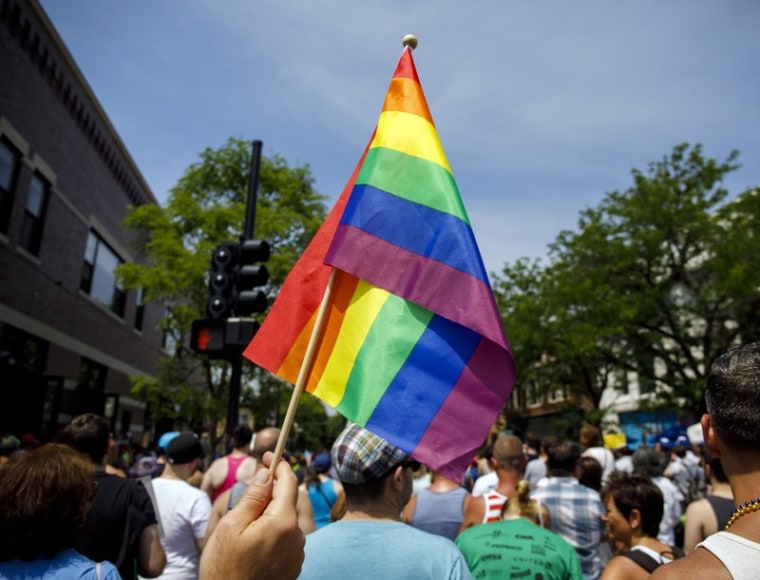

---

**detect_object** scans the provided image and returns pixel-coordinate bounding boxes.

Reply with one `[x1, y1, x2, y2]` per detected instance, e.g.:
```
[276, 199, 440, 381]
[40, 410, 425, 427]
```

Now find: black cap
[167, 433, 203, 465]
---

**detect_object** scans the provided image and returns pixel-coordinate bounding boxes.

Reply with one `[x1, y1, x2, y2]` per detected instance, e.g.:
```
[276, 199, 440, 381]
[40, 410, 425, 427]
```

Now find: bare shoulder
[649, 548, 732, 580]
[685, 497, 710, 518]
[601, 555, 647, 580]
[234, 456, 259, 481]
[459, 494, 485, 532]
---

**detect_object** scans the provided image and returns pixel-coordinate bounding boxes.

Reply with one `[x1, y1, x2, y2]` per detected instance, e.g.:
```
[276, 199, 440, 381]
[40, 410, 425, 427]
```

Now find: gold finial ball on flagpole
[402, 34, 418, 50]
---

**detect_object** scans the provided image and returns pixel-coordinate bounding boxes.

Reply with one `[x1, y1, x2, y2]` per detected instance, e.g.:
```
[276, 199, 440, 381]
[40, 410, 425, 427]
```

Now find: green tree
[118, 138, 328, 450]
[495, 143, 759, 417]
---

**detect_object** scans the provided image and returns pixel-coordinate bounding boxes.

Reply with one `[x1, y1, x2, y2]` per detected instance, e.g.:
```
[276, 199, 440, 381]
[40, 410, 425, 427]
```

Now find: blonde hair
[501, 480, 541, 524]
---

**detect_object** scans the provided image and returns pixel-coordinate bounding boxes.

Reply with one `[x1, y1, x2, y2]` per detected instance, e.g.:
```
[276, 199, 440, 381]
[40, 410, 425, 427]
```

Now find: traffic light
[190, 318, 259, 359]
[207, 242, 238, 320]
[196, 239, 269, 357]
[234, 239, 270, 317]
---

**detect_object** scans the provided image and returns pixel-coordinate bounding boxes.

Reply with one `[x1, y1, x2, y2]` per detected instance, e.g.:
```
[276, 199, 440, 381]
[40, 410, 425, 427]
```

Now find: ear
[701, 414, 721, 458]
[391, 465, 406, 492]
[629, 507, 643, 529]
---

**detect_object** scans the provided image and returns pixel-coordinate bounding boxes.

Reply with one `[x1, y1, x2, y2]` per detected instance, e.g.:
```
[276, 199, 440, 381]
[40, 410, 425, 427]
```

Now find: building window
[134, 288, 145, 331]
[74, 357, 108, 416]
[527, 378, 540, 406]
[80, 231, 126, 317]
[78, 357, 107, 391]
[19, 172, 50, 256]
[0, 139, 20, 235]
[0, 323, 48, 374]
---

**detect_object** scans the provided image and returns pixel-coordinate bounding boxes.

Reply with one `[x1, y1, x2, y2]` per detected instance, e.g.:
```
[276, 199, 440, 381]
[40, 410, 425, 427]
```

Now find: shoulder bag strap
[315, 480, 334, 507]
[621, 549, 661, 573]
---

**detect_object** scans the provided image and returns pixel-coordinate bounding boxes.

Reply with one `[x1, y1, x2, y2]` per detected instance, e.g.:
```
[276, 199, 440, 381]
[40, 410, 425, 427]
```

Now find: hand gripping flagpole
[268, 34, 419, 478]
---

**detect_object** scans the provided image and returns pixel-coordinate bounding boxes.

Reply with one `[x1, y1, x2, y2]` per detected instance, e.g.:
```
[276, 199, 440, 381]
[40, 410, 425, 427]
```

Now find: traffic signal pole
[226, 140, 263, 440]
[244, 140, 262, 240]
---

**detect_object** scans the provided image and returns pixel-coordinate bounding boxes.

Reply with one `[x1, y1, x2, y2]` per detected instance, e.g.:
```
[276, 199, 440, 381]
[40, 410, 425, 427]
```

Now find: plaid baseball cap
[331, 422, 408, 484]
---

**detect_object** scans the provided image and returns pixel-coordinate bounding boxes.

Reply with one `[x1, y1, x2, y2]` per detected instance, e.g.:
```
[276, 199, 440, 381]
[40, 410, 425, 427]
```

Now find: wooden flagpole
[268, 268, 337, 477]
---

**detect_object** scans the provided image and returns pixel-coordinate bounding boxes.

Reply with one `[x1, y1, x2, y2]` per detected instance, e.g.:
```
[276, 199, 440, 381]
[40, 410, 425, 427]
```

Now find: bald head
[492, 435, 525, 472]
[251, 427, 280, 459]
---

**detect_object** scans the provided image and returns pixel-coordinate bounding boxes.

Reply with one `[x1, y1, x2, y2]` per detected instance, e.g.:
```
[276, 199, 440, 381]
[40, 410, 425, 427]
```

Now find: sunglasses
[380, 458, 423, 480]
[399, 459, 422, 472]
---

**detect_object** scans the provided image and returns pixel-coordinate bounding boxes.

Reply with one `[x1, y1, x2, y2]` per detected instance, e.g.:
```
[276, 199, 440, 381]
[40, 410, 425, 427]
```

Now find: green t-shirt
[455, 518, 583, 580]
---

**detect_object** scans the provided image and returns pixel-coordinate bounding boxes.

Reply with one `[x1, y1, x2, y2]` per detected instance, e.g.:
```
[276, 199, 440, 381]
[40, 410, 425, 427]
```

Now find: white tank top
[699, 531, 760, 580]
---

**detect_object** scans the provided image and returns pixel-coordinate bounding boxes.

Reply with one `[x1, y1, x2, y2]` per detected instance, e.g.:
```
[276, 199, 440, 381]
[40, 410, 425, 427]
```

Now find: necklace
[725, 497, 760, 529]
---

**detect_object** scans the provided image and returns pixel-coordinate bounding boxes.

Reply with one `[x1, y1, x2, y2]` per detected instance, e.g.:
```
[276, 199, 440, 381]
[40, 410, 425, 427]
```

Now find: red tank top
[212, 455, 247, 501]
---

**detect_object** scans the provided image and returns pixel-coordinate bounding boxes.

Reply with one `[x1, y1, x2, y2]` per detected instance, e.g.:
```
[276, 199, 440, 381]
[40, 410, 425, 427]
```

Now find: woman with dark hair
[0, 443, 120, 578]
[601, 472, 683, 578]
[300, 451, 344, 529]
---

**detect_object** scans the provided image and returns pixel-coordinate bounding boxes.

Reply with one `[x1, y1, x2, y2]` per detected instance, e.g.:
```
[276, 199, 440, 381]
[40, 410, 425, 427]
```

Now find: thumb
[228, 468, 272, 524]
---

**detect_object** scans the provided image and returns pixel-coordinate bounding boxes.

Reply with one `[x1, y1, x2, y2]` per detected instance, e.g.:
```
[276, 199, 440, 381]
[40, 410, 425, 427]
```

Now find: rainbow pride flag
[244, 45, 515, 482]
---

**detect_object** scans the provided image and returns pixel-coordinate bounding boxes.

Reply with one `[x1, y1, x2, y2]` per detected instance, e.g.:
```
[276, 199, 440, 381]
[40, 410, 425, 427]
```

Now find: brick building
[0, 0, 165, 442]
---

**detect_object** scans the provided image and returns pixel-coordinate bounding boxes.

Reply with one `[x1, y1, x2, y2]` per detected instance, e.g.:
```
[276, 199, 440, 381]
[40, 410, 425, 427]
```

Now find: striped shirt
[482, 490, 509, 523]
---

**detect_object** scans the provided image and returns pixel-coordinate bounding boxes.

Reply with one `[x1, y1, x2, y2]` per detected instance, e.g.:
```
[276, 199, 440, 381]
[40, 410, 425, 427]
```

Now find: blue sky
[39, 1, 760, 276]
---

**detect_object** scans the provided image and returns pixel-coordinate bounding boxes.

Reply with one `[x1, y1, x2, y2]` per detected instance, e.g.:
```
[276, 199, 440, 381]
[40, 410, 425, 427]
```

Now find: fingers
[226, 468, 273, 524]
[226, 452, 298, 526]
[259, 452, 300, 520]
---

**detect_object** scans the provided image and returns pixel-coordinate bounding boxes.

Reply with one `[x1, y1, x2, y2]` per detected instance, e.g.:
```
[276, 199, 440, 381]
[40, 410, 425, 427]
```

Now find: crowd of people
[1, 340, 759, 578]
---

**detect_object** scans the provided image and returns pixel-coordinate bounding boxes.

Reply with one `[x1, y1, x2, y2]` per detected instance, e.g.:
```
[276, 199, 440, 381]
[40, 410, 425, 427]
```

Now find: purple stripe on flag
[412, 337, 516, 483]
[326, 224, 508, 348]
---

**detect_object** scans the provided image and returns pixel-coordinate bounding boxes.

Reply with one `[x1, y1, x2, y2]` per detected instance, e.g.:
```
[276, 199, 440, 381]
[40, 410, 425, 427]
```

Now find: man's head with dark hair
[578, 456, 603, 492]
[56, 413, 110, 465]
[705, 341, 760, 450]
[231, 425, 253, 451]
[546, 440, 582, 476]
[524, 432, 541, 451]
[672, 445, 687, 459]
[601, 472, 664, 539]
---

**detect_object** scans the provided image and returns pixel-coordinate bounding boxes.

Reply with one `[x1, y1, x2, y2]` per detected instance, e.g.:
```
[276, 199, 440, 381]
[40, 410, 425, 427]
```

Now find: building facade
[0, 0, 165, 442]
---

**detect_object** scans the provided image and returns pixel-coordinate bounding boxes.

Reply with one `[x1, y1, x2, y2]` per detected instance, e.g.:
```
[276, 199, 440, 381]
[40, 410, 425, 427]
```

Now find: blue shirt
[306, 478, 339, 529]
[0, 548, 121, 579]
[300, 520, 471, 579]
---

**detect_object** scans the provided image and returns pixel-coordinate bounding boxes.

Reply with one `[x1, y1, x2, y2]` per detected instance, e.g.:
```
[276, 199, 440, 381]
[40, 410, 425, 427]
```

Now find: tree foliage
[494, 143, 759, 419]
[118, 138, 329, 450]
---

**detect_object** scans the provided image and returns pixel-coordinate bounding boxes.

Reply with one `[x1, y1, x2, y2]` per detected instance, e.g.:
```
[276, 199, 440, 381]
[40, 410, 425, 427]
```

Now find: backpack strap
[621, 549, 661, 573]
